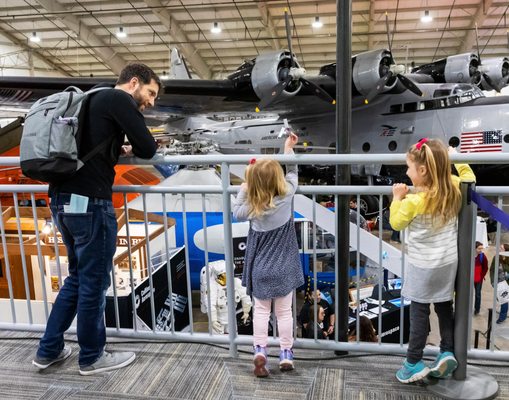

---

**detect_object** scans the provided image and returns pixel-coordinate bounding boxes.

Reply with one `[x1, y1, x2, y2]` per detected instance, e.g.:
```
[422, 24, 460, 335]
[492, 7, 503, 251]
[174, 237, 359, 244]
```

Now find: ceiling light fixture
[210, 22, 221, 34]
[29, 31, 40, 43]
[312, 16, 323, 29]
[421, 10, 432, 23]
[116, 26, 127, 38]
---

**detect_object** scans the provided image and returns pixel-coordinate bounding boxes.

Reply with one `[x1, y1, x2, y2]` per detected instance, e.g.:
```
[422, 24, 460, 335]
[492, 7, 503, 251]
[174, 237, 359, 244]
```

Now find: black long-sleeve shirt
[49, 87, 157, 199]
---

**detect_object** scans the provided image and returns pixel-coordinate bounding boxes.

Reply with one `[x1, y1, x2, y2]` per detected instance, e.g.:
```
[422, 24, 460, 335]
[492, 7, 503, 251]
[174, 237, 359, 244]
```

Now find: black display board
[106, 247, 189, 331]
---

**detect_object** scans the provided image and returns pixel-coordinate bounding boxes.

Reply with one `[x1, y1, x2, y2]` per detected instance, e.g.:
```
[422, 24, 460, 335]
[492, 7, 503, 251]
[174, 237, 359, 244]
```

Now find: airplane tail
[169, 48, 192, 79]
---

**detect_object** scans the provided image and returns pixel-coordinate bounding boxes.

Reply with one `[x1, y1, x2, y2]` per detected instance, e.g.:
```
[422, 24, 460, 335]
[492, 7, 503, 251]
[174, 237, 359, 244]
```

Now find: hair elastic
[415, 138, 429, 150]
[249, 158, 256, 165]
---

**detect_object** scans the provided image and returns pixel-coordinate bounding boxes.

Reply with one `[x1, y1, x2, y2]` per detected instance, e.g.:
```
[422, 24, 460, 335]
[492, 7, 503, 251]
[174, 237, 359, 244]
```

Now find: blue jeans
[37, 193, 117, 367]
[499, 303, 508, 322]
[474, 282, 482, 313]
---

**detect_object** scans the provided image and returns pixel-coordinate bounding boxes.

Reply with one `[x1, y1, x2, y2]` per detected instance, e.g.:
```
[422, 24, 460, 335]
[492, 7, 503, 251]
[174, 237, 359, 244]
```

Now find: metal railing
[1, 153, 509, 364]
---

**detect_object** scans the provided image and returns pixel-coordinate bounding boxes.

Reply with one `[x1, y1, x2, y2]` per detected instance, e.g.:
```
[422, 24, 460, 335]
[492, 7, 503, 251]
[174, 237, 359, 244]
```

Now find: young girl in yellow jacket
[390, 138, 475, 384]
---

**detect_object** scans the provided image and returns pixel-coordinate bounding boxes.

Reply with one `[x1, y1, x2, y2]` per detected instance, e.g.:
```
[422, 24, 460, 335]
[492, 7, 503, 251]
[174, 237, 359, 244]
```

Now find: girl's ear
[418, 164, 427, 177]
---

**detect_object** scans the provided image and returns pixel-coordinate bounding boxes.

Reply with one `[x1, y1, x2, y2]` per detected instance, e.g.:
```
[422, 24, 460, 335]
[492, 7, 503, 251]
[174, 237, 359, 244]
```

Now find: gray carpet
[0, 331, 508, 399]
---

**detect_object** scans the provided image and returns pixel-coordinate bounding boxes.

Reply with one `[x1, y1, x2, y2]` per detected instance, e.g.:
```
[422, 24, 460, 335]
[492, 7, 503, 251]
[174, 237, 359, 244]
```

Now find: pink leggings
[253, 291, 294, 350]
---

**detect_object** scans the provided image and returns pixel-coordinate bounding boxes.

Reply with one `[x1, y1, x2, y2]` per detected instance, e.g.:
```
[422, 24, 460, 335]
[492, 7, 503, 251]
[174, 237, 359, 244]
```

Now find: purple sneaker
[253, 345, 269, 377]
[279, 348, 294, 371]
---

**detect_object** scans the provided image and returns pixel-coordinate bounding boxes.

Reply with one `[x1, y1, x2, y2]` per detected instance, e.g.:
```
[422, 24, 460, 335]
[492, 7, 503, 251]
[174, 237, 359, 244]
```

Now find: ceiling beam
[257, 2, 281, 50]
[144, 0, 212, 79]
[458, 0, 494, 54]
[34, 0, 127, 75]
[0, 24, 70, 75]
[367, 0, 376, 50]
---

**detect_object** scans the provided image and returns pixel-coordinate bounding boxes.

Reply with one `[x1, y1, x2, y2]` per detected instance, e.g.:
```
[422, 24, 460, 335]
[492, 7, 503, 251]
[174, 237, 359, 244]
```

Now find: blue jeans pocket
[61, 212, 93, 244]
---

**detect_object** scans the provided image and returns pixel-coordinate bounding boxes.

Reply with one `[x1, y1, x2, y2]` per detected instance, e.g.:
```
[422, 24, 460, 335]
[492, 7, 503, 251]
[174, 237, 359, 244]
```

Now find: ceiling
[0, 0, 508, 79]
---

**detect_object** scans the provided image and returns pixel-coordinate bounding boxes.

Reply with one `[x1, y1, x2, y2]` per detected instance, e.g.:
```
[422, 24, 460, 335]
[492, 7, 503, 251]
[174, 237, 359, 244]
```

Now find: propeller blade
[398, 74, 423, 97]
[482, 73, 502, 92]
[284, 8, 295, 67]
[385, 12, 393, 55]
[364, 71, 393, 104]
[256, 75, 293, 111]
[300, 78, 336, 104]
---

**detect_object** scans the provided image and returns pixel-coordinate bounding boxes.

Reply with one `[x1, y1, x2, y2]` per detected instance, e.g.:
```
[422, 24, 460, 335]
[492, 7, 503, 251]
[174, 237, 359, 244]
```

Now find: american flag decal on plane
[460, 130, 503, 153]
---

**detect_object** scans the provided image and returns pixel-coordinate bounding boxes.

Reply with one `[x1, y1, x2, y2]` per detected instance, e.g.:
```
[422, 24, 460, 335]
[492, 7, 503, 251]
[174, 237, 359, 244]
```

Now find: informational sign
[232, 236, 247, 277]
[106, 247, 189, 331]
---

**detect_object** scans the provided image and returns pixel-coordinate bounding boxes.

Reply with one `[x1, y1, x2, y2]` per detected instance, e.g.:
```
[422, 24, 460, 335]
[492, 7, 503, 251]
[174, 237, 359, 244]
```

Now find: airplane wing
[0, 49, 423, 122]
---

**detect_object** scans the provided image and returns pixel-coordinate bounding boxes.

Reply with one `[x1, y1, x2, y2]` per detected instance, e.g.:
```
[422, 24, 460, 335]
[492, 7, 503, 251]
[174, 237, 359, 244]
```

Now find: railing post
[221, 162, 238, 357]
[427, 182, 498, 399]
[334, 0, 352, 352]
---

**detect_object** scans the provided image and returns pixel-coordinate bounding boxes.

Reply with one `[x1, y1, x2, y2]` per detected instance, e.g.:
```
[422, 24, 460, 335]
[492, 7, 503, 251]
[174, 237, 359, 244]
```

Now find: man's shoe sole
[253, 354, 269, 378]
[32, 347, 72, 370]
[396, 366, 430, 383]
[79, 353, 136, 376]
[429, 357, 457, 378]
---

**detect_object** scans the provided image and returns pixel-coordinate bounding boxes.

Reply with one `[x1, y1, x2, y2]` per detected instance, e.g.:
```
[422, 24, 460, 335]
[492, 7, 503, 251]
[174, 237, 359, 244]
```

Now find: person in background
[32, 63, 160, 376]
[390, 138, 475, 384]
[473, 241, 488, 316]
[489, 243, 509, 324]
[304, 305, 328, 339]
[348, 315, 378, 343]
[233, 132, 304, 378]
[349, 197, 369, 230]
[299, 289, 335, 338]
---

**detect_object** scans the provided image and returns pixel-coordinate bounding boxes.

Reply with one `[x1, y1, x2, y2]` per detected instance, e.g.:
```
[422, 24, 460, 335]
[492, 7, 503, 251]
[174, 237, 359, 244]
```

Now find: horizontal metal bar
[2, 152, 509, 167]
[2, 323, 508, 362]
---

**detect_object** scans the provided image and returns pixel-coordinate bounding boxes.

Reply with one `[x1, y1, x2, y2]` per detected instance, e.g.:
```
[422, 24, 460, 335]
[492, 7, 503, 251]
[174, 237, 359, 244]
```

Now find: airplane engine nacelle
[444, 53, 479, 83]
[251, 51, 302, 102]
[352, 49, 397, 96]
[479, 57, 509, 90]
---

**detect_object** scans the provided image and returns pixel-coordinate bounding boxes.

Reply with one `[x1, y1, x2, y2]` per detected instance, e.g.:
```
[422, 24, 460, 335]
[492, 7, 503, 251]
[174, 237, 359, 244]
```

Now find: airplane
[1, 47, 508, 216]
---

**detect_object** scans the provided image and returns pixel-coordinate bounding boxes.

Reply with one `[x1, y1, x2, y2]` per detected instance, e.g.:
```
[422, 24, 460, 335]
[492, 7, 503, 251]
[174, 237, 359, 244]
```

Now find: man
[32, 63, 161, 375]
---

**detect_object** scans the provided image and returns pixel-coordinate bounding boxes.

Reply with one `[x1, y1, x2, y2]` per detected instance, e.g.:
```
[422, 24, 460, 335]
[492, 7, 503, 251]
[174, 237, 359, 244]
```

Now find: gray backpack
[20, 86, 110, 183]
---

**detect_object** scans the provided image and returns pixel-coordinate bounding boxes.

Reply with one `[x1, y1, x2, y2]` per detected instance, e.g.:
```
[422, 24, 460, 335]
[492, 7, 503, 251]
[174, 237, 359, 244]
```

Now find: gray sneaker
[79, 351, 135, 376]
[33, 345, 72, 370]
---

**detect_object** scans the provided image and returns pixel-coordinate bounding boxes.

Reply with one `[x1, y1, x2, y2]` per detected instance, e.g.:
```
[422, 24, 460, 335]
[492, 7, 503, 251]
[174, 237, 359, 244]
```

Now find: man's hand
[392, 183, 409, 201]
[121, 145, 133, 156]
[326, 325, 334, 335]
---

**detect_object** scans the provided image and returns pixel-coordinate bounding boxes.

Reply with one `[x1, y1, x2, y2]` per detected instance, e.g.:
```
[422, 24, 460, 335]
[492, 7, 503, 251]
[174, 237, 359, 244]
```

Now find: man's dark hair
[116, 63, 162, 91]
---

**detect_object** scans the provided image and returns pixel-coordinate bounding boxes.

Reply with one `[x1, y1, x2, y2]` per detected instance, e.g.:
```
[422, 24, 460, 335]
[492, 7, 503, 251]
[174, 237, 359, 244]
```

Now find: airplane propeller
[364, 12, 423, 104]
[256, 9, 335, 112]
[472, 23, 508, 92]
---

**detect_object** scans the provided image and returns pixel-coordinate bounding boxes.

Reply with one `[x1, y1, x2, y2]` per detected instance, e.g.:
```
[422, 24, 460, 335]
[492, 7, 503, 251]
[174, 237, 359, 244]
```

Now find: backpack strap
[80, 135, 116, 164]
[77, 86, 114, 165]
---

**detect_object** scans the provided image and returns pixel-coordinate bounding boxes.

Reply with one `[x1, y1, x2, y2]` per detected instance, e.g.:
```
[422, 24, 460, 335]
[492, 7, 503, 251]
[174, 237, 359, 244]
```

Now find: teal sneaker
[429, 352, 457, 378]
[396, 360, 430, 383]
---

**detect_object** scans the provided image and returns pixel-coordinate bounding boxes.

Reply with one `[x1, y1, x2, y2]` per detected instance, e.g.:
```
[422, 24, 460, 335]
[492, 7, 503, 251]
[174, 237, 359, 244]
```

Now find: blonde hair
[245, 159, 287, 217]
[407, 139, 462, 226]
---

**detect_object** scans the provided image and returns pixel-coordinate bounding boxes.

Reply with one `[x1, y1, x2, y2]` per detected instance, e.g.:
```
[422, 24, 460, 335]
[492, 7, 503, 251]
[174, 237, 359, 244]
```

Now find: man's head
[116, 63, 162, 111]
